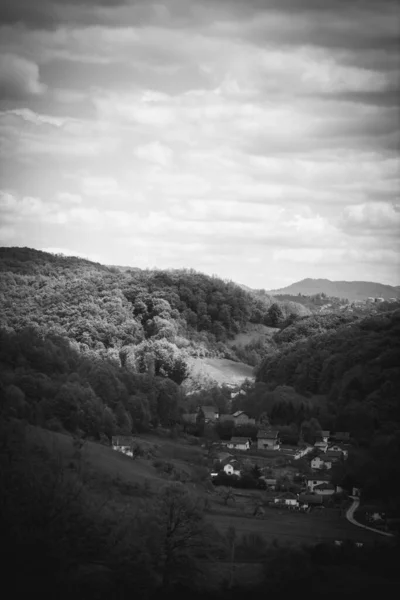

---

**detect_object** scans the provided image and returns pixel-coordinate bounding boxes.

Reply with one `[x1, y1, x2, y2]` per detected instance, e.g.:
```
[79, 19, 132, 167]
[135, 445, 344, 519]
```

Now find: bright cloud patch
[0, 0, 399, 287]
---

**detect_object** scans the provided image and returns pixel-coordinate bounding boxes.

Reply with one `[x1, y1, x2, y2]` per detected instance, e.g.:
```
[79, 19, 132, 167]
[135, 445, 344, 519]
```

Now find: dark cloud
[0, 0, 129, 28]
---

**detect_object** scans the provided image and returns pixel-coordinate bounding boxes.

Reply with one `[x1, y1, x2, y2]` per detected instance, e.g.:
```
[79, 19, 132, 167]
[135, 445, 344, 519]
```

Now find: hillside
[267, 278, 400, 302]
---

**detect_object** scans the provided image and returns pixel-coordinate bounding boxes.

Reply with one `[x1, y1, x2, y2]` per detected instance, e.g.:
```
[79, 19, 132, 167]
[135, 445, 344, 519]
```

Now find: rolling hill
[267, 278, 400, 302]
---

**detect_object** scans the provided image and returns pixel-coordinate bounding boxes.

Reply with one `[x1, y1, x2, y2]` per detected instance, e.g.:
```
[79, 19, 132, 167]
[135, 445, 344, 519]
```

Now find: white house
[307, 476, 332, 492]
[311, 456, 332, 470]
[314, 482, 336, 496]
[223, 462, 241, 477]
[314, 441, 328, 453]
[274, 493, 299, 507]
[112, 436, 134, 457]
[227, 436, 251, 451]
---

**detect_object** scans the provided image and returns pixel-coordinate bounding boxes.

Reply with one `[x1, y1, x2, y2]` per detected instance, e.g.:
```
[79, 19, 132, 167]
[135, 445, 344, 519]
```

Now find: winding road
[346, 496, 394, 537]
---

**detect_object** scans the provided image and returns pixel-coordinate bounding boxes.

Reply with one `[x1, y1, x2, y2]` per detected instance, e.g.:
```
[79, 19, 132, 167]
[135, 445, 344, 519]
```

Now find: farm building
[307, 476, 332, 492]
[223, 461, 242, 477]
[112, 436, 135, 457]
[257, 428, 280, 450]
[231, 411, 256, 426]
[311, 456, 332, 470]
[227, 437, 251, 451]
[314, 482, 336, 496]
[298, 494, 323, 507]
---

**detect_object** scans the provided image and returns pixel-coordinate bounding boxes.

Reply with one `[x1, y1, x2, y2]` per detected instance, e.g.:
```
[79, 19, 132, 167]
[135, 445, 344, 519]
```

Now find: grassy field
[227, 323, 279, 348]
[188, 356, 255, 384]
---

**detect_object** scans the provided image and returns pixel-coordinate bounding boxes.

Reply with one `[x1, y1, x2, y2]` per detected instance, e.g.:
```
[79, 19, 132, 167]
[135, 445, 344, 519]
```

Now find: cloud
[135, 141, 173, 166]
[340, 202, 400, 236]
[0, 54, 46, 99]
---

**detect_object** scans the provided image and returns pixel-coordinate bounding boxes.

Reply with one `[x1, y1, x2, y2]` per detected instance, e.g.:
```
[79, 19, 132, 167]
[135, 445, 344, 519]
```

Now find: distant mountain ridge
[267, 278, 400, 302]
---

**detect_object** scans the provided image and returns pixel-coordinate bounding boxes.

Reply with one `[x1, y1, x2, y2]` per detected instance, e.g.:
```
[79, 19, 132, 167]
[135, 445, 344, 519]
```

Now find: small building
[314, 440, 328, 453]
[316, 430, 330, 443]
[198, 405, 219, 422]
[257, 428, 280, 450]
[307, 476, 332, 492]
[311, 456, 332, 470]
[215, 451, 234, 464]
[274, 492, 299, 507]
[231, 411, 256, 426]
[112, 436, 135, 457]
[328, 445, 349, 459]
[223, 461, 241, 477]
[265, 478, 277, 490]
[227, 436, 251, 451]
[314, 482, 336, 496]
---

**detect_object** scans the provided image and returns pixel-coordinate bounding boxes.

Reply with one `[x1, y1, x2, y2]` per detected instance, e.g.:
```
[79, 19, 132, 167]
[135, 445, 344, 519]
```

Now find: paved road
[346, 497, 394, 537]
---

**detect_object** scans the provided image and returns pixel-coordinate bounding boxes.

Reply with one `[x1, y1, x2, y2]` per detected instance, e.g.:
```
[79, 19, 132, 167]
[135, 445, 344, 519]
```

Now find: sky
[0, 0, 399, 289]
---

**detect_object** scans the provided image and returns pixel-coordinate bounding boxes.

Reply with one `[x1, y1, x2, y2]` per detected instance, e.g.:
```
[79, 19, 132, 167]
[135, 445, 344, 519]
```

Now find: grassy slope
[188, 357, 255, 384]
[226, 323, 279, 348]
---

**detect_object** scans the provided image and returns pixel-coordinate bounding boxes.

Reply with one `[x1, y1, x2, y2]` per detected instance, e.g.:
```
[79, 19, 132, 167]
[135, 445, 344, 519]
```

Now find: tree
[266, 303, 284, 327]
[141, 482, 206, 588]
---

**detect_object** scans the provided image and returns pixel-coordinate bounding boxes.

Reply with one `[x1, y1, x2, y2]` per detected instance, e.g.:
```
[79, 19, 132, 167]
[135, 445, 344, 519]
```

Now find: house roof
[232, 410, 245, 417]
[200, 405, 218, 413]
[314, 482, 335, 491]
[112, 436, 134, 446]
[307, 476, 331, 483]
[314, 441, 328, 447]
[257, 429, 279, 439]
[321, 430, 330, 436]
[229, 437, 250, 444]
[278, 492, 298, 500]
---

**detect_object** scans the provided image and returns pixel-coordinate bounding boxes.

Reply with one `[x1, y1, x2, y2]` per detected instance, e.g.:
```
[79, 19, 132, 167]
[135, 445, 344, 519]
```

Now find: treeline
[0, 327, 184, 438]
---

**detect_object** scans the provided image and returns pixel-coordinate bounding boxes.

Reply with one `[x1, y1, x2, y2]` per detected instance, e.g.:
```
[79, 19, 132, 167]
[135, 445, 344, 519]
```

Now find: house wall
[258, 439, 279, 450]
[314, 488, 335, 496]
[227, 442, 249, 451]
[113, 445, 133, 457]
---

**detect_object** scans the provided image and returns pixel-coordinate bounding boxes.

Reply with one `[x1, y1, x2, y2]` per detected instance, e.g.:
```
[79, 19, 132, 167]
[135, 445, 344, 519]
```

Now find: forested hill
[256, 310, 400, 431]
[268, 278, 400, 301]
[0, 247, 309, 352]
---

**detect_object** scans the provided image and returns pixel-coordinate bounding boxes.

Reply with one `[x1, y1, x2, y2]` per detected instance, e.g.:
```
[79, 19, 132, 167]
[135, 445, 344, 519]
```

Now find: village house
[314, 440, 328, 453]
[198, 405, 219, 423]
[257, 428, 280, 450]
[227, 436, 251, 451]
[306, 476, 332, 492]
[316, 430, 330, 443]
[231, 411, 256, 426]
[262, 478, 277, 490]
[314, 482, 336, 496]
[274, 492, 299, 507]
[111, 436, 135, 457]
[223, 460, 242, 477]
[311, 456, 332, 470]
[328, 445, 349, 459]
